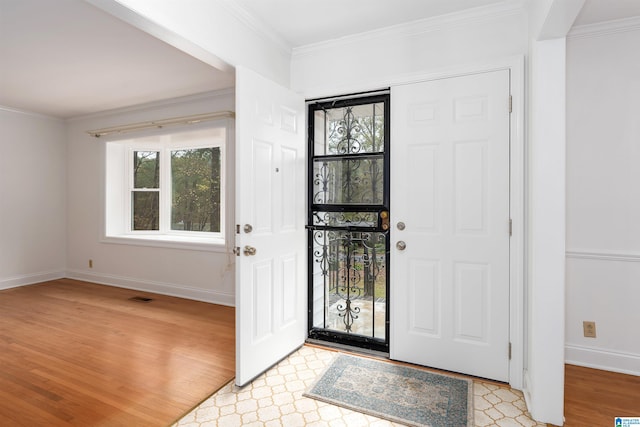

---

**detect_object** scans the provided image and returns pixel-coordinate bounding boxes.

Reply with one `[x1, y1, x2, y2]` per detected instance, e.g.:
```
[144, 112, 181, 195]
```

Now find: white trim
[569, 15, 640, 40]
[566, 344, 640, 377]
[0, 105, 64, 120]
[0, 270, 66, 290]
[522, 370, 533, 413]
[217, 0, 292, 56]
[566, 250, 640, 263]
[293, 1, 524, 57]
[67, 88, 235, 123]
[508, 56, 526, 391]
[300, 56, 526, 104]
[66, 269, 235, 306]
[100, 235, 229, 253]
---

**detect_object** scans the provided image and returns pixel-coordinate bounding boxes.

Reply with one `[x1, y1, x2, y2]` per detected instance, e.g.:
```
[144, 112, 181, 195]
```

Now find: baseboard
[565, 344, 640, 376]
[0, 270, 66, 290]
[66, 269, 235, 307]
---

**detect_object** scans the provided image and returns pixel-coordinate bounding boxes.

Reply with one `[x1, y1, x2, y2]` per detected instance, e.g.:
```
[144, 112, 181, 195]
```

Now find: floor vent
[129, 296, 153, 303]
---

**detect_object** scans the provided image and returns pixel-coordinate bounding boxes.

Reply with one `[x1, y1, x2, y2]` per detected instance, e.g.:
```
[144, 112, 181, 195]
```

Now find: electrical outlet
[89, 259, 93, 269]
[583, 321, 596, 338]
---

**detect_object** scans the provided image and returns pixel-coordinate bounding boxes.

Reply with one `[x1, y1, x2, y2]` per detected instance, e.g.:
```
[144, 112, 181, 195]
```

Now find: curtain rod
[87, 111, 235, 138]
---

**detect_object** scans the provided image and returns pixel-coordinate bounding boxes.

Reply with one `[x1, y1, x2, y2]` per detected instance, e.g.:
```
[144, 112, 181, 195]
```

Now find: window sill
[102, 234, 229, 253]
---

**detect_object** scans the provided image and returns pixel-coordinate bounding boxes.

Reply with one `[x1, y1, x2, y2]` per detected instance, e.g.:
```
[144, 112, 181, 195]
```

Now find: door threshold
[306, 339, 390, 359]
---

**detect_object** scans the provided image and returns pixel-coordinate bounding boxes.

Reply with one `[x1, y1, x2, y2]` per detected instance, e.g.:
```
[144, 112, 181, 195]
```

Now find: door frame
[301, 56, 525, 389]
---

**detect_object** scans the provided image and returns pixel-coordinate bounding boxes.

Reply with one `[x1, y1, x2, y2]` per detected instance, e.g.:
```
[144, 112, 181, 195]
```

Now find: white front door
[390, 70, 511, 381]
[235, 67, 306, 386]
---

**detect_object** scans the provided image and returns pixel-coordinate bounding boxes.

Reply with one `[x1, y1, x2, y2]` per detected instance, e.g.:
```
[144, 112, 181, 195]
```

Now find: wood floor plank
[0, 279, 235, 426]
[564, 364, 640, 426]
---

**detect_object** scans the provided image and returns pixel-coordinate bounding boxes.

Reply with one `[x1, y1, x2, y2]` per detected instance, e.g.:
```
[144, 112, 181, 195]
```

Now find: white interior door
[235, 67, 306, 386]
[390, 70, 511, 382]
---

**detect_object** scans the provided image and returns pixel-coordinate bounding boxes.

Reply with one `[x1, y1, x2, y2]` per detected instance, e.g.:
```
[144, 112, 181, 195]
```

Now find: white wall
[65, 91, 236, 305]
[566, 22, 640, 375]
[291, 3, 528, 97]
[0, 108, 67, 288]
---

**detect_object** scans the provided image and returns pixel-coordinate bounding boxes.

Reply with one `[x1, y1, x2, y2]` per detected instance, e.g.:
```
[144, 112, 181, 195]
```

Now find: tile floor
[173, 345, 546, 427]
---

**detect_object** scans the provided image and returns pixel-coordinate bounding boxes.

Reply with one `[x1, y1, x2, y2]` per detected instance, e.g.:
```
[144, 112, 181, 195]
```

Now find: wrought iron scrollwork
[312, 211, 377, 227]
[329, 106, 362, 155]
[309, 95, 389, 345]
[312, 230, 386, 333]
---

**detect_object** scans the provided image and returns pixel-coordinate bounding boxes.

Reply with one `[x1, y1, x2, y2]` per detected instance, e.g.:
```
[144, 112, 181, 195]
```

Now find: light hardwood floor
[564, 364, 640, 427]
[0, 279, 235, 427]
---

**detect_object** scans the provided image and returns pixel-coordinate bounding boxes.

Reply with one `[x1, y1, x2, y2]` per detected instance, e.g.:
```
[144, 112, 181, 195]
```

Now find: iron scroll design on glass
[312, 229, 386, 333]
[308, 92, 390, 351]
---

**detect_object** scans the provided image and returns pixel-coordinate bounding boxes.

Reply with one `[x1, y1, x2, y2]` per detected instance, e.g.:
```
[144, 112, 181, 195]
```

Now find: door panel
[236, 67, 306, 386]
[391, 70, 510, 382]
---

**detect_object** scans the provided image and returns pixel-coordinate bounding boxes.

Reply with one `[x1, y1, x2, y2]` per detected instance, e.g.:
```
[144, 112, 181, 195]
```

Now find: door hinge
[509, 219, 512, 237]
[508, 342, 512, 360]
[236, 224, 240, 234]
[509, 95, 513, 113]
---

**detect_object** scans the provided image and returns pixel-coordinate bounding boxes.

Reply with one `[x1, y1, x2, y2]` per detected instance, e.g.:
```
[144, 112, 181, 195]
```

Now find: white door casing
[390, 70, 511, 382]
[235, 66, 306, 386]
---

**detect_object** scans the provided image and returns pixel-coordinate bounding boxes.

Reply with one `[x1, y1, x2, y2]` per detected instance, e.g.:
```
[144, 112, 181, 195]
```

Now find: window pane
[132, 191, 159, 230]
[133, 151, 159, 188]
[313, 102, 385, 156]
[171, 147, 221, 232]
[312, 157, 384, 205]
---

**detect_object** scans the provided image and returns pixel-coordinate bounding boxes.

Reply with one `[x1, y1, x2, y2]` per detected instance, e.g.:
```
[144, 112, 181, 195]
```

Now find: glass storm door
[307, 93, 390, 352]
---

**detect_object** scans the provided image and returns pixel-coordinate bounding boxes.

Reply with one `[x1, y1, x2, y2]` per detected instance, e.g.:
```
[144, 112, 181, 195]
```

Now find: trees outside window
[105, 125, 227, 245]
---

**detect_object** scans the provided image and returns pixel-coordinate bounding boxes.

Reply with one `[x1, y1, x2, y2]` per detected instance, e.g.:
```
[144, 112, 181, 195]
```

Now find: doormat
[304, 354, 473, 427]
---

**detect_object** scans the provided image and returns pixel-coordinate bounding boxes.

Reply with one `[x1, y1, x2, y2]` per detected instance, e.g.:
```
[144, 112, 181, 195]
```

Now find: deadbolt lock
[380, 211, 390, 231]
[397, 222, 406, 230]
[243, 224, 253, 233]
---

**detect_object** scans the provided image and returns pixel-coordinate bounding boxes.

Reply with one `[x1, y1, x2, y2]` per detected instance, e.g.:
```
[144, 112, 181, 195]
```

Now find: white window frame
[103, 121, 230, 252]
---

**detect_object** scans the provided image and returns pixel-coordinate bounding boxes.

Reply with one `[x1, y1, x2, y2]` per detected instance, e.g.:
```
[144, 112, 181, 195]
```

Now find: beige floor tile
[173, 346, 546, 427]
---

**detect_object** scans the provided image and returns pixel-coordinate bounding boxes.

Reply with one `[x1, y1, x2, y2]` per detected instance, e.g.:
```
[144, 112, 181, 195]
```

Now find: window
[104, 124, 229, 250]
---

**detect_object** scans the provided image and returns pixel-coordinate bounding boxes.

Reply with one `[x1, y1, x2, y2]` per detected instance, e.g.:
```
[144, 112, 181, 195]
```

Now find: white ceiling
[574, 0, 640, 26]
[2, 0, 640, 119]
[0, 0, 234, 118]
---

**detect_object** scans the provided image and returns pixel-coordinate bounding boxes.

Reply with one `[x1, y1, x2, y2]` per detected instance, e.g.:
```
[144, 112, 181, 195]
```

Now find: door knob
[396, 241, 406, 251]
[243, 245, 257, 256]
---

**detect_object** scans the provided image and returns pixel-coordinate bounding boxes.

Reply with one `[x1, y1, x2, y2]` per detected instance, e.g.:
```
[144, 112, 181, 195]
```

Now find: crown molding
[67, 88, 235, 122]
[217, 0, 292, 57]
[569, 15, 640, 40]
[293, 0, 525, 57]
[0, 105, 64, 120]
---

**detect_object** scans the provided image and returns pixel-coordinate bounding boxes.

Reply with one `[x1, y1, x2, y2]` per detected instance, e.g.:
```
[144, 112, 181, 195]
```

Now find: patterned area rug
[304, 354, 473, 427]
